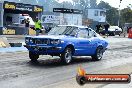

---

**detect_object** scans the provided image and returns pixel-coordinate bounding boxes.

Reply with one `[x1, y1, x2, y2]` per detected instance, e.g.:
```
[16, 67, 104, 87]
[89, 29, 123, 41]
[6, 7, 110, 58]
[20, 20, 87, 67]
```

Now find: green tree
[97, 1, 119, 25]
[79, 0, 90, 18]
[106, 8, 119, 25]
[97, 1, 111, 9]
[121, 8, 132, 24]
[90, 0, 97, 8]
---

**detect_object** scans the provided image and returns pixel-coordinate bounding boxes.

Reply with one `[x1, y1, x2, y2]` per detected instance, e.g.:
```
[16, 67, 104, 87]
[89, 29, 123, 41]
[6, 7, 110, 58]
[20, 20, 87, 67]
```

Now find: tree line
[97, 1, 132, 27]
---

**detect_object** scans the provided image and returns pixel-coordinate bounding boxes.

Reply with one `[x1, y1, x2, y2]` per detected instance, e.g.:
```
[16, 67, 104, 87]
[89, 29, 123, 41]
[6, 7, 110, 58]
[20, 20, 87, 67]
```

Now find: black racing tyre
[112, 32, 115, 36]
[29, 51, 39, 62]
[92, 47, 103, 61]
[61, 47, 73, 64]
[118, 32, 121, 36]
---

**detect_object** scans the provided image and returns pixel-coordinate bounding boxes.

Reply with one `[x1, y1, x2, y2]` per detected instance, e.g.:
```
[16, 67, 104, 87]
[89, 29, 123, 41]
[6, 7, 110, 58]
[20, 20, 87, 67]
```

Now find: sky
[97, 0, 132, 9]
[56, 0, 73, 3]
[57, 0, 132, 9]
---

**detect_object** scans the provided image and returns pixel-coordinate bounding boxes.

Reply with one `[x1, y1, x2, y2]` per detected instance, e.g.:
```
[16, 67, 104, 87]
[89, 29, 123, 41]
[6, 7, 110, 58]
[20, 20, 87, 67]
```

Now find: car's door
[75, 28, 92, 56]
[88, 28, 99, 55]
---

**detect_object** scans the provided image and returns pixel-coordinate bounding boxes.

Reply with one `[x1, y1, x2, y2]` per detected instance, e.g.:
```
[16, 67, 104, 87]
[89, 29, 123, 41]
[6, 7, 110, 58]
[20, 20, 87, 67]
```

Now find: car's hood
[27, 35, 74, 39]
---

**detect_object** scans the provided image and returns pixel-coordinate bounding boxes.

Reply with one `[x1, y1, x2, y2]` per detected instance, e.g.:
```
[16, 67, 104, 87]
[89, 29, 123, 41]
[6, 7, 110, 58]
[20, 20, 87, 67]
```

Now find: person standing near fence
[35, 17, 42, 36]
[104, 23, 110, 37]
[24, 18, 30, 35]
[123, 26, 127, 37]
[96, 24, 103, 34]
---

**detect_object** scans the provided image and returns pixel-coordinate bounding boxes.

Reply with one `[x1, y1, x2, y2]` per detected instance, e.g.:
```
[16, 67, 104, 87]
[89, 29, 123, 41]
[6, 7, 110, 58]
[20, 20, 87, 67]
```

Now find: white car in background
[108, 26, 122, 36]
[101, 26, 122, 36]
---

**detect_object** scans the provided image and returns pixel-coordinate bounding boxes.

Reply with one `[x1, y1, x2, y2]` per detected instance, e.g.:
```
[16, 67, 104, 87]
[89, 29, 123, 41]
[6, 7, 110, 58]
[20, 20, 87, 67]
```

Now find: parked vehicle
[24, 25, 108, 64]
[101, 26, 122, 36]
[5, 14, 35, 27]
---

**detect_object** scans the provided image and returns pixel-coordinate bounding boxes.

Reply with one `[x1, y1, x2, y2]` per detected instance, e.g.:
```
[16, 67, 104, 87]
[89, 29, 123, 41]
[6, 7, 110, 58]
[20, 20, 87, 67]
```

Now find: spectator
[96, 24, 100, 33]
[96, 24, 102, 34]
[24, 18, 30, 35]
[104, 23, 110, 37]
[123, 26, 127, 37]
[99, 24, 103, 34]
[35, 17, 42, 36]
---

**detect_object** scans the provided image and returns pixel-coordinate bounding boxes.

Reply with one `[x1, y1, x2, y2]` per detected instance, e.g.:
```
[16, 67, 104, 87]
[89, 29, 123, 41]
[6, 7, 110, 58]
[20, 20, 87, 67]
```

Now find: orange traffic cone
[128, 28, 132, 38]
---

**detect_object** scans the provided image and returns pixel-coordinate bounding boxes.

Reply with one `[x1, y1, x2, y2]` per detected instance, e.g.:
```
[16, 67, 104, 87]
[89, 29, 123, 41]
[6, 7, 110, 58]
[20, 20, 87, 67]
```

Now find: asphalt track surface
[0, 38, 132, 88]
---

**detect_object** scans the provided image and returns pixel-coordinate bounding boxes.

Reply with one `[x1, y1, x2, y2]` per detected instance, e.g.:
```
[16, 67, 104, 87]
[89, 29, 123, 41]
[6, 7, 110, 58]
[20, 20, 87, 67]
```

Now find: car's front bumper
[24, 45, 63, 55]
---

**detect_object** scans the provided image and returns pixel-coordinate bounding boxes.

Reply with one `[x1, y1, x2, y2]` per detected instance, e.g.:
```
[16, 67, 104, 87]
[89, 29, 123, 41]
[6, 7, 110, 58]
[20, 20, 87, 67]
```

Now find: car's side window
[78, 28, 88, 38]
[63, 26, 72, 35]
[70, 27, 78, 36]
[88, 28, 97, 37]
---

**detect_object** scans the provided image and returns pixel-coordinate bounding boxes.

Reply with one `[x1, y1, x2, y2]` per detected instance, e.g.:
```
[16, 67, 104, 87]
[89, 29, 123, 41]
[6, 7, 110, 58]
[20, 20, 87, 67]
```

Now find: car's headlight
[50, 39, 54, 44]
[29, 39, 33, 43]
[50, 39, 61, 45]
[54, 39, 60, 45]
[25, 38, 29, 43]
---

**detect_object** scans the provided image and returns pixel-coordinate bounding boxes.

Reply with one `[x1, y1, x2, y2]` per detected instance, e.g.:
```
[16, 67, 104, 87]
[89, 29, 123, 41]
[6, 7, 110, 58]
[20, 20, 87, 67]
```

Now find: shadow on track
[28, 57, 94, 68]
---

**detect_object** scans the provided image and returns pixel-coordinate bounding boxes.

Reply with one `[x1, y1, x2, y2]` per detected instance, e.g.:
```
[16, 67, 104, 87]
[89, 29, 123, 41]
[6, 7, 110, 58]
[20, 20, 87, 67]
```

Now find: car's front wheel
[61, 47, 73, 64]
[29, 51, 39, 62]
[92, 47, 103, 61]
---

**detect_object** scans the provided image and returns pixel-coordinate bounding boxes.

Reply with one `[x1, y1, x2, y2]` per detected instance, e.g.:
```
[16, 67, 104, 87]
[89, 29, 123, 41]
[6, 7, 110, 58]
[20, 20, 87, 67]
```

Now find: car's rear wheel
[61, 47, 73, 64]
[29, 51, 39, 62]
[92, 47, 103, 61]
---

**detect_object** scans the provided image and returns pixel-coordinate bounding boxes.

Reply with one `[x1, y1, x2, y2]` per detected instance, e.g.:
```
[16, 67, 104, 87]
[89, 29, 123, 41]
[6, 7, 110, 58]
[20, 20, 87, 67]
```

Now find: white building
[60, 14, 82, 25]
[87, 9, 106, 22]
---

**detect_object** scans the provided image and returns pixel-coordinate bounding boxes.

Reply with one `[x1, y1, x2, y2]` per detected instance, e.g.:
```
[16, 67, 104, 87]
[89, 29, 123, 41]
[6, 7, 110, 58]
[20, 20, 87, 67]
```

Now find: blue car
[24, 25, 108, 64]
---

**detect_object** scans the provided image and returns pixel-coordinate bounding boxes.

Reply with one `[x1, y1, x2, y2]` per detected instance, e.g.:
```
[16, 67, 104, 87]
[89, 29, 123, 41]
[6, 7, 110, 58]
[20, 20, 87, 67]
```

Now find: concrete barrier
[0, 37, 10, 48]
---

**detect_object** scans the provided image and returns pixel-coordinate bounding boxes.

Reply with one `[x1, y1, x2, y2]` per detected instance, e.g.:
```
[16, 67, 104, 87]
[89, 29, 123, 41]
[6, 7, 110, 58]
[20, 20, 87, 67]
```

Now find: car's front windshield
[48, 26, 76, 36]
